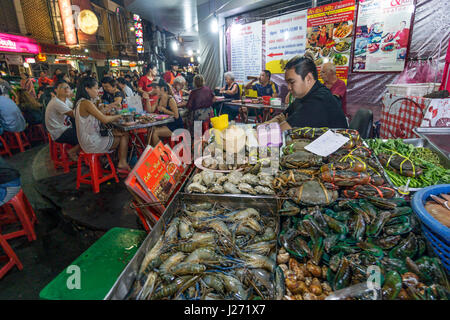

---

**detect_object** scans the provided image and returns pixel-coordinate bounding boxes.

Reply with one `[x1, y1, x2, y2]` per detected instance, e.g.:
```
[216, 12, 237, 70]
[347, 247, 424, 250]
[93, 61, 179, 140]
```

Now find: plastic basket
[411, 184, 450, 272]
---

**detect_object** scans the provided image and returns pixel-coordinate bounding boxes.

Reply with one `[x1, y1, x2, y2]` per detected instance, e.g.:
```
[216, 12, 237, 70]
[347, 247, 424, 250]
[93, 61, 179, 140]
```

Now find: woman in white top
[74, 77, 131, 174]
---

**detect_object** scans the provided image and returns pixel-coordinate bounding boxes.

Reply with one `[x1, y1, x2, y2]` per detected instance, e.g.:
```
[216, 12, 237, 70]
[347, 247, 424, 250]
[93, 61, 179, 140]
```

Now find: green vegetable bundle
[365, 139, 450, 188]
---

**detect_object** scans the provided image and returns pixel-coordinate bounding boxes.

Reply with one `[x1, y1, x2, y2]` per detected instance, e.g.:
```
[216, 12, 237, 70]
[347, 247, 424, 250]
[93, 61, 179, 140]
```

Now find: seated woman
[148, 80, 184, 146]
[185, 75, 215, 134]
[171, 76, 187, 108]
[74, 77, 131, 175]
[219, 71, 240, 120]
[20, 72, 36, 98]
[16, 88, 43, 125]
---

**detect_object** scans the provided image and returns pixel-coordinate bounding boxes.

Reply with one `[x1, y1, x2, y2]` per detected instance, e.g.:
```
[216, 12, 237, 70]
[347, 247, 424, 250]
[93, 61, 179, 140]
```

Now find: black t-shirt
[103, 90, 125, 104]
[223, 83, 240, 100]
[284, 81, 348, 129]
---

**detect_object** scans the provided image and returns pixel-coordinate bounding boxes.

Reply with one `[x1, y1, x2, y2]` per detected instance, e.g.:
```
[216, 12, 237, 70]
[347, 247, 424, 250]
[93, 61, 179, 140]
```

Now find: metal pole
[312, 0, 318, 7]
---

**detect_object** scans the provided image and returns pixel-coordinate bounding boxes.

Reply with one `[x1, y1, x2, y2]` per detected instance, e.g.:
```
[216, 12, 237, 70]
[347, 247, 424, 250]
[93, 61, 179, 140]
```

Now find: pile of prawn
[126, 202, 284, 300]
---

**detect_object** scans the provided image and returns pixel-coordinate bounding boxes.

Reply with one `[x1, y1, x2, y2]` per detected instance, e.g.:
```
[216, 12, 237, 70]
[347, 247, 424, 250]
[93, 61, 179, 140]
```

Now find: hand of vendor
[142, 92, 149, 100]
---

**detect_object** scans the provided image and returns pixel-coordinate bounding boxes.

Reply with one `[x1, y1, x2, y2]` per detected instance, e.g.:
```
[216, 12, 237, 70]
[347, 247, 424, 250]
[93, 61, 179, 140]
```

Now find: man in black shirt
[102, 78, 125, 108]
[268, 55, 348, 130]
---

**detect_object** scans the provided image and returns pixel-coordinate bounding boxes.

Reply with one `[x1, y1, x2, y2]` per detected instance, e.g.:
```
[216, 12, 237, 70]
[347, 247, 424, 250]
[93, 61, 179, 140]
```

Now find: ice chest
[257, 122, 282, 147]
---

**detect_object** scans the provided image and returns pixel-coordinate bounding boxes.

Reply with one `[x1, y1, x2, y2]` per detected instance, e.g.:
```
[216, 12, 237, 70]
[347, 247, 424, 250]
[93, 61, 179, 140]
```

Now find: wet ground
[0, 143, 143, 299]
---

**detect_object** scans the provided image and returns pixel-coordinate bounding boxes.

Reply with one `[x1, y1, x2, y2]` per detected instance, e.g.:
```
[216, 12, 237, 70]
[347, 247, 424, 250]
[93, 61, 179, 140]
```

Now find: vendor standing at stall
[320, 62, 347, 116]
[266, 55, 347, 130]
[163, 61, 181, 85]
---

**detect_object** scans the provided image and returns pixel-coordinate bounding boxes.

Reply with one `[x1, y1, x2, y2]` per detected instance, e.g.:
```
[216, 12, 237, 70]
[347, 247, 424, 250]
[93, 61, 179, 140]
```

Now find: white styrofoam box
[386, 83, 441, 97]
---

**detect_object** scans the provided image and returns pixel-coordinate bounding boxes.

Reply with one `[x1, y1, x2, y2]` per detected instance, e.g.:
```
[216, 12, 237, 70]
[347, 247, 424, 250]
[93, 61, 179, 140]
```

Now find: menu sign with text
[352, 0, 415, 72]
[265, 10, 308, 74]
[230, 21, 263, 84]
[306, 0, 356, 84]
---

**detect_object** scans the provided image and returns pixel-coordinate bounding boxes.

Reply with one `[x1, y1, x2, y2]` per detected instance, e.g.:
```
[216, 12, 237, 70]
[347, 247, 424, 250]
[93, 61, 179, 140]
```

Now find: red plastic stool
[27, 124, 48, 144]
[47, 133, 76, 173]
[0, 233, 23, 279]
[3, 131, 31, 153]
[0, 189, 38, 242]
[76, 151, 119, 193]
[0, 135, 12, 157]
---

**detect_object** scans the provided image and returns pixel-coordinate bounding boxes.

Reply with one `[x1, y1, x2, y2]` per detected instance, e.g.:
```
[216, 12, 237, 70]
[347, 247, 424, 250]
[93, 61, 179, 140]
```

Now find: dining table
[225, 100, 288, 123]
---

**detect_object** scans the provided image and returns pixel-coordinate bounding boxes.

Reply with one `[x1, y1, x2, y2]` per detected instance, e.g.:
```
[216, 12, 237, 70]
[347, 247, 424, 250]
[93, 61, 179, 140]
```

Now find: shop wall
[20, 0, 55, 43]
[222, 0, 449, 118]
[0, 0, 21, 34]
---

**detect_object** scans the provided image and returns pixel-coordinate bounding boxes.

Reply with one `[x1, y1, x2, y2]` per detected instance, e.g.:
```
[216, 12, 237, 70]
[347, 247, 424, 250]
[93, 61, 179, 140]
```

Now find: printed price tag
[304, 130, 349, 157]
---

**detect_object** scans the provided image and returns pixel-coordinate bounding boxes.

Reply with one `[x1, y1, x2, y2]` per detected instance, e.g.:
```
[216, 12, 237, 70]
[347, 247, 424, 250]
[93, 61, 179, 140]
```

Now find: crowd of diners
[0, 53, 348, 198]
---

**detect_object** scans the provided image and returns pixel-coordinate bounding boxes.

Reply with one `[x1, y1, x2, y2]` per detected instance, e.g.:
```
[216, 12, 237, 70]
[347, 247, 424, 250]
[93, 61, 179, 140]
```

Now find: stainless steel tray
[376, 138, 449, 192]
[182, 167, 284, 200]
[104, 193, 281, 300]
[413, 127, 450, 160]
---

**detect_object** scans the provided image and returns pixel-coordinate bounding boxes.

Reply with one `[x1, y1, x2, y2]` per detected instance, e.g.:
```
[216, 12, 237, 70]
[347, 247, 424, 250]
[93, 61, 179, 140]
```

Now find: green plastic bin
[39, 227, 146, 300]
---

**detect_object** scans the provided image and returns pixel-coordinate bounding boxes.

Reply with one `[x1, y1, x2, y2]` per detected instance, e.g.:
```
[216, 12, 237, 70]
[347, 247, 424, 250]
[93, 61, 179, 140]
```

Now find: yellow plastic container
[210, 114, 229, 131]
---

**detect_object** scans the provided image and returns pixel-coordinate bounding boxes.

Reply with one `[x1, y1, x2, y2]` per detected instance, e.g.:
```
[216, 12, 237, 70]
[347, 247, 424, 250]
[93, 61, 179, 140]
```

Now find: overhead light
[23, 62, 30, 68]
[85, 48, 89, 53]
[171, 40, 178, 51]
[211, 15, 218, 33]
[197, 56, 201, 63]
[130, 27, 135, 32]
[196, 49, 200, 54]
[190, 57, 194, 63]
[187, 49, 193, 56]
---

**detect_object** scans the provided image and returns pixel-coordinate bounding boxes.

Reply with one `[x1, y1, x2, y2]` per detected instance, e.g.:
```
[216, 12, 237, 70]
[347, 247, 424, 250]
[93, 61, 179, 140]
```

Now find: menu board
[230, 21, 263, 84]
[306, 0, 356, 84]
[265, 10, 308, 74]
[352, 0, 415, 72]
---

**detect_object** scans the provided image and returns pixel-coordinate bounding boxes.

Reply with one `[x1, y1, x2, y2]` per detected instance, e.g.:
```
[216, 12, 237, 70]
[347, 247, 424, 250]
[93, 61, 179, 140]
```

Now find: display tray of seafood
[183, 164, 278, 198]
[366, 138, 450, 192]
[105, 194, 283, 300]
[277, 196, 450, 300]
[275, 127, 397, 202]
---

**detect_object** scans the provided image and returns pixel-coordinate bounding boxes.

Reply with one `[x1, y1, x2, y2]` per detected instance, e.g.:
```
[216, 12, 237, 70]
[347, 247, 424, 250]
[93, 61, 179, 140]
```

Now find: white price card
[304, 130, 350, 157]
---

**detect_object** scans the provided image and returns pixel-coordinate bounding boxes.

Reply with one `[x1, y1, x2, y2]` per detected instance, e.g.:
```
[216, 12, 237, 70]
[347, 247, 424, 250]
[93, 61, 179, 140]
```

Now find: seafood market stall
[107, 126, 449, 300]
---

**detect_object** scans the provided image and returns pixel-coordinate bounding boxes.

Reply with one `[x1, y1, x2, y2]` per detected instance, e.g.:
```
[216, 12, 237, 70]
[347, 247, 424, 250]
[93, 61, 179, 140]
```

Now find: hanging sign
[230, 21, 263, 84]
[352, 0, 416, 72]
[265, 10, 308, 74]
[0, 33, 40, 54]
[58, 0, 78, 45]
[306, 0, 356, 84]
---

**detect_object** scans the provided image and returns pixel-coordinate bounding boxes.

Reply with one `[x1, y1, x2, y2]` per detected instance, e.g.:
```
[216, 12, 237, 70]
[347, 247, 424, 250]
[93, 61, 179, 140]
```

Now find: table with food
[104, 124, 449, 300]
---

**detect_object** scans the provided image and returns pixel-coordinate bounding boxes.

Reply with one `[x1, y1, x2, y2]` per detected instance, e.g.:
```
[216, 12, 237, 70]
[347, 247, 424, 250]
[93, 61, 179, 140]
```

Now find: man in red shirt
[137, 63, 158, 107]
[163, 61, 180, 85]
[321, 62, 347, 115]
[394, 21, 410, 49]
[38, 71, 53, 88]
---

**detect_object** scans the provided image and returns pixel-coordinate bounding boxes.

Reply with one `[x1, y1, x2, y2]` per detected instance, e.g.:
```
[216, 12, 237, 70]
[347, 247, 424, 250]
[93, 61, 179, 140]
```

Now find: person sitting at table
[117, 77, 134, 98]
[148, 80, 184, 147]
[20, 72, 36, 99]
[102, 78, 125, 109]
[242, 70, 279, 122]
[185, 75, 215, 134]
[219, 71, 241, 120]
[45, 80, 81, 161]
[266, 54, 347, 130]
[16, 88, 44, 126]
[137, 63, 158, 106]
[38, 71, 53, 89]
[0, 86, 27, 134]
[321, 62, 347, 116]
[74, 77, 131, 175]
[171, 76, 187, 108]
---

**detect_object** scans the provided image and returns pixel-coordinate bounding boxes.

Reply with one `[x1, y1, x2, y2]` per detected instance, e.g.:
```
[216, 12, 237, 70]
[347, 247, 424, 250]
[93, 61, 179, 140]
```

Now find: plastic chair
[27, 124, 48, 144]
[0, 233, 23, 279]
[47, 133, 76, 173]
[0, 136, 12, 157]
[0, 189, 38, 242]
[349, 109, 373, 139]
[76, 151, 119, 194]
[3, 131, 31, 153]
